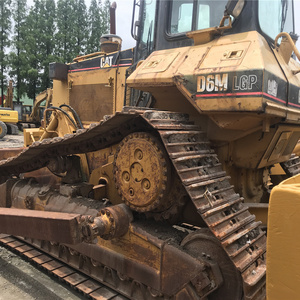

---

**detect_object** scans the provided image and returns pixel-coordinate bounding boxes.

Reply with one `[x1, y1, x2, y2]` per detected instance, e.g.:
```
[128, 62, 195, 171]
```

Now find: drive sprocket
[113, 132, 171, 212]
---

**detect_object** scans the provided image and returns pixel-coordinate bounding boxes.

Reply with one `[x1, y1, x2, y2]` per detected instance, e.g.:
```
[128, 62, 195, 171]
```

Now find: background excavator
[4, 80, 52, 132]
[0, 0, 299, 299]
[0, 81, 19, 138]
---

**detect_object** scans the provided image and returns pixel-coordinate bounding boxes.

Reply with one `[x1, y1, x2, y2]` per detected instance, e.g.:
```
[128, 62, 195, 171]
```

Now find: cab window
[259, 0, 294, 40]
[169, 0, 226, 34]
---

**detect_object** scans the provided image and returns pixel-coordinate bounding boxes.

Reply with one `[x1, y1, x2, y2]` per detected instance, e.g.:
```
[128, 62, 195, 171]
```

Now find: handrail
[274, 32, 300, 74]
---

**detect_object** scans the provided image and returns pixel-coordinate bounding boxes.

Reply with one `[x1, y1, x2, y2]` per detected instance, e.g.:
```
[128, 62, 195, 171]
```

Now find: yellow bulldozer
[0, 0, 299, 299]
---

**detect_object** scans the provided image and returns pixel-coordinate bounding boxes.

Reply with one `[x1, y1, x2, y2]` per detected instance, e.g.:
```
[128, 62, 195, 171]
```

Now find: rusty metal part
[228, 167, 271, 203]
[0, 234, 128, 300]
[10, 179, 104, 215]
[0, 148, 23, 161]
[152, 112, 266, 300]
[181, 229, 242, 300]
[0, 208, 94, 244]
[48, 155, 83, 184]
[0, 204, 131, 245]
[0, 179, 17, 208]
[146, 175, 189, 223]
[114, 132, 171, 212]
[47, 155, 73, 174]
[7, 179, 133, 242]
[95, 204, 133, 240]
[110, 2, 117, 35]
[0, 219, 223, 300]
[0, 108, 267, 299]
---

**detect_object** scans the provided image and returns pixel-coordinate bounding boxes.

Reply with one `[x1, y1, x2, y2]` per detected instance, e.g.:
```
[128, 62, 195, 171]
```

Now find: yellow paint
[0, 110, 18, 123]
[267, 174, 300, 299]
[99, 225, 161, 271]
[23, 128, 44, 146]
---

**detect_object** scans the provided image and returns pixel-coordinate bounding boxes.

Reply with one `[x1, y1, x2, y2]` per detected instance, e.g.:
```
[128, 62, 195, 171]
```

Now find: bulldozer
[0, 0, 299, 299]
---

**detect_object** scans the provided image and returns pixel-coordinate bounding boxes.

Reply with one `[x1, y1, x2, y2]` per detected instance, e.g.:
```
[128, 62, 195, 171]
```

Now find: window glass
[169, 0, 227, 34]
[141, 0, 157, 47]
[259, 0, 294, 40]
[197, 4, 210, 30]
[170, 1, 193, 33]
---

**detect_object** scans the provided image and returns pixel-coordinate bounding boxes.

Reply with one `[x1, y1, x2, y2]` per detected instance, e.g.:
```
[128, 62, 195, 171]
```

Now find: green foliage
[56, 0, 76, 63]
[3, 0, 111, 102]
[87, 0, 110, 53]
[74, 0, 88, 55]
[38, 0, 56, 91]
[10, 0, 28, 101]
[0, 0, 12, 102]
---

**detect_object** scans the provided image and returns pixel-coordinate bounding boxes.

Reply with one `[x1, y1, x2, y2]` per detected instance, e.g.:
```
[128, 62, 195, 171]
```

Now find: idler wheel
[181, 229, 243, 300]
[113, 132, 170, 212]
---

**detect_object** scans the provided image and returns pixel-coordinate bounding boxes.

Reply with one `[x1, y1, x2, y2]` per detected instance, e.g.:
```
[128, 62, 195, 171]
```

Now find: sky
[115, 0, 135, 49]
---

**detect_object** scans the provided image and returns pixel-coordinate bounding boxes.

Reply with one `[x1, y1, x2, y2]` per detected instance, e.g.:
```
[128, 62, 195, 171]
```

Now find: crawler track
[0, 108, 266, 299]
[0, 234, 128, 300]
[280, 153, 300, 176]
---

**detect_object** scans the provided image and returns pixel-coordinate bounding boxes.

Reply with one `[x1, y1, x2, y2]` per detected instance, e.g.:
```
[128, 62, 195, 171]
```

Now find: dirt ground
[0, 134, 84, 299]
[0, 132, 24, 148]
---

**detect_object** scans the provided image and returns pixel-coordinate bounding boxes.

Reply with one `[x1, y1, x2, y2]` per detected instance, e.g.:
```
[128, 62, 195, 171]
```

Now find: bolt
[136, 150, 143, 160]
[143, 179, 151, 190]
[252, 270, 257, 275]
[123, 171, 130, 182]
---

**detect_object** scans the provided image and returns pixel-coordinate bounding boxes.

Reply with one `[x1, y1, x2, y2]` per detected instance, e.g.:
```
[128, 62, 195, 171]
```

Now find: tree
[38, 0, 56, 90]
[101, 0, 110, 35]
[56, 0, 79, 63]
[0, 0, 11, 104]
[10, 0, 28, 102]
[25, 0, 42, 100]
[87, 0, 102, 53]
[73, 0, 88, 56]
[87, 0, 111, 54]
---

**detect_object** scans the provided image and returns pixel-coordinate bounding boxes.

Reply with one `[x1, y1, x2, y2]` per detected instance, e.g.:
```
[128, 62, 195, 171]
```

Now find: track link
[143, 111, 266, 300]
[0, 108, 266, 299]
[0, 234, 128, 300]
[280, 153, 300, 176]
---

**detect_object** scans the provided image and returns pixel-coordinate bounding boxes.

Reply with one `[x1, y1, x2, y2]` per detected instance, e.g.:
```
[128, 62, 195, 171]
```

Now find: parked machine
[0, 81, 19, 138]
[0, 0, 299, 299]
[13, 88, 53, 133]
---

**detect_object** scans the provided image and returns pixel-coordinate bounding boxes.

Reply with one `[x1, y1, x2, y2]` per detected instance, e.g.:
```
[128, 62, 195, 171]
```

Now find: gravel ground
[0, 246, 84, 300]
[0, 133, 24, 148]
[0, 133, 85, 299]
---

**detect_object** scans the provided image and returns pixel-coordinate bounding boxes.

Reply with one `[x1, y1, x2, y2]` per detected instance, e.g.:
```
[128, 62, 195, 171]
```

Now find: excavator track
[0, 108, 266, 299]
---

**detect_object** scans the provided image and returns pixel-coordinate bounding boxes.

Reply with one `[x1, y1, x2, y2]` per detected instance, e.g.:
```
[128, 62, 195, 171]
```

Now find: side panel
[267, 175, 300, 299]
[69, 69, 116, 123]
[0, 110, 18, 123]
